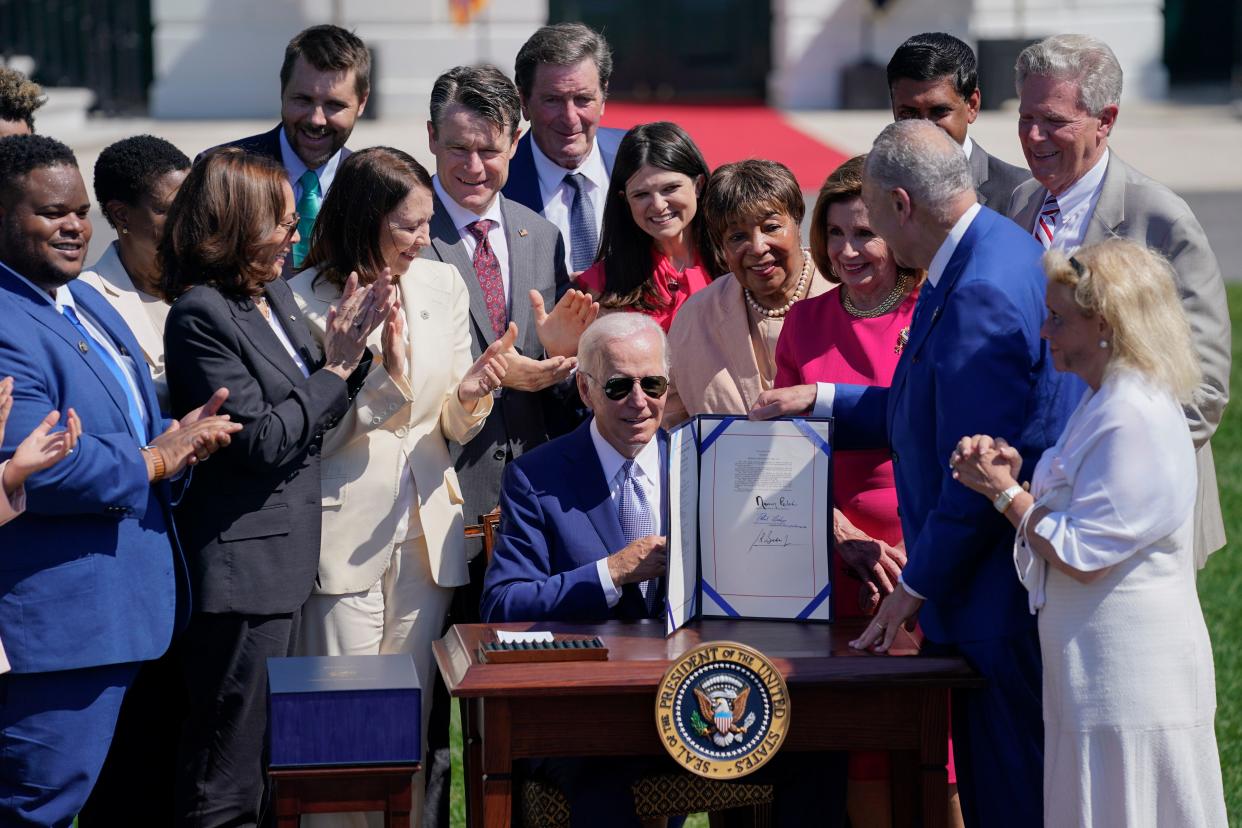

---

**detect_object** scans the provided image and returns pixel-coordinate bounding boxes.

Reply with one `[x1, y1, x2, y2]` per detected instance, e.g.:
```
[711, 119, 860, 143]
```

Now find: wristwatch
[141, 445, 167, 483]
[992, 484, 1024, 514]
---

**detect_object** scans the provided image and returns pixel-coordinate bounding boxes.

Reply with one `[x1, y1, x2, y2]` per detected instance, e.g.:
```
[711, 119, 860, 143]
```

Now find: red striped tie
[1034, 192, 1060, 249]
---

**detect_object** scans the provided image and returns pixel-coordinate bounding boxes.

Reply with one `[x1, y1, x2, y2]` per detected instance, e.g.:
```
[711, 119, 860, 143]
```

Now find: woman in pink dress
[577, 122, 714, 331]
[765, 156, 960, 828]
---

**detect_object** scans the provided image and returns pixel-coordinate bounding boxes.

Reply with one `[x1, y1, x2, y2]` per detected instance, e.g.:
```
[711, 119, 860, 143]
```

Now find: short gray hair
[578, 312, 669, 378]
[514, 23, 613, 99]
[1015, 34, 1123, 116]
[429, 64, 521, 138]
[865, 120, 973, 218]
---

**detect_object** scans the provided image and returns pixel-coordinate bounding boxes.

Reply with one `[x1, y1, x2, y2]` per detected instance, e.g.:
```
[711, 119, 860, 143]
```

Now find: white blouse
[1015, 367, 1196, 612]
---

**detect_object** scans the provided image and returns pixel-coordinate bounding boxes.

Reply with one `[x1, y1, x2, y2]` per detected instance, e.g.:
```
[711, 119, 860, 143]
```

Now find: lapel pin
[420, 310, 430, 320]
[518, 229, 528, 237]
[78, 341, 89, 353]
[290, 315, 297, 322]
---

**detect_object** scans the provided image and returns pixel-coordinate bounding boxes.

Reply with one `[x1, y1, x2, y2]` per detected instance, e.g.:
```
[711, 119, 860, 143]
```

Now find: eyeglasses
[277, 213, 301, 242]
[583, 372, 669, 401]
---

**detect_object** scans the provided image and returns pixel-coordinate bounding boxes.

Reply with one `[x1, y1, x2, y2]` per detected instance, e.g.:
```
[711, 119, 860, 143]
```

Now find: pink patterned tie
[1034, 191, 1060, 249]
[467, 219, 508, 339]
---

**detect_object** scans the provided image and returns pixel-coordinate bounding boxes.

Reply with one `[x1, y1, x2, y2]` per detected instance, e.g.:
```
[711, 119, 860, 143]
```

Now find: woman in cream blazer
[78, 135, 191, 415]
[289, 149, 507, 825]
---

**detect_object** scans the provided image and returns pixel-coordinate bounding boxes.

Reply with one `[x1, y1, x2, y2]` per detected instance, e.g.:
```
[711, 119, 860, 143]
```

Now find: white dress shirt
[4, 264, 152, 436]
[259, 300, 310, 379]
[1047, 149, 1109, 252]
[589, 419, 663, 607]
[962, 135, 974, 160]
[278, 127, 344, 200]
[807, 203, 983, 601]
[432, 175, 512, 301]
[530, 136, 609, 273]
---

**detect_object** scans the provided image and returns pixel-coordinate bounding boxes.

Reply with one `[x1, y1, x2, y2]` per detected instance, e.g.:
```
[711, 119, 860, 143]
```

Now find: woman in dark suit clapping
[162, 147, 395, 827]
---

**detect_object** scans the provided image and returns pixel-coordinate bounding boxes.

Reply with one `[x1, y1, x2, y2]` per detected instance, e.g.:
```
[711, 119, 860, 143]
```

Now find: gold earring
[120, 227, 129, 235]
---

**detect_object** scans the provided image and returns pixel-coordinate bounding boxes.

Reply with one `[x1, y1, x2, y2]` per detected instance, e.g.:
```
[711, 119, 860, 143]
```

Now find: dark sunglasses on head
[584, 372, 669, 401]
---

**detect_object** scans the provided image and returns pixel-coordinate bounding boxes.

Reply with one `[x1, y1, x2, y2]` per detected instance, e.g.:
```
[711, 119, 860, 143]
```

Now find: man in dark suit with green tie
[220, 24, 369, 268]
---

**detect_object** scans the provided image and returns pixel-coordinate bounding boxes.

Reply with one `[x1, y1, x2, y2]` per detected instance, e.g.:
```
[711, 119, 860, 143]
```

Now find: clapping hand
[457, 323, 514, 409]
[530, 288, 598, 358]
[950, 434, 1022, 498]
[0, 376, 82, 496]
[149, 387, 243, 480]
[324, 271, 397, 379]
[381, 287, 407, 381]
[493, 320, 577, 392]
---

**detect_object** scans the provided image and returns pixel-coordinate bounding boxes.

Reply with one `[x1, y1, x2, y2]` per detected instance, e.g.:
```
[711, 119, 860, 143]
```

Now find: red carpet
[601, 102, 850, 191]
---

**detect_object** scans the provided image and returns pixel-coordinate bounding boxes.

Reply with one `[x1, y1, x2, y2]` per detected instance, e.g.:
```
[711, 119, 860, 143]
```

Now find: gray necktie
[563, 173, 599, 272]
[617, 460, 659, 613]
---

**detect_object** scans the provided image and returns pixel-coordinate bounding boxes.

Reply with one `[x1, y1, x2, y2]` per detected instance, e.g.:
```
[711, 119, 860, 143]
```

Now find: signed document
[666, 416, 833, 634]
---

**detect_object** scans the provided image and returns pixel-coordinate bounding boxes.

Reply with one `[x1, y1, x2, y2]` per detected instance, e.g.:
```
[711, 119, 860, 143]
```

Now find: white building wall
[770, 0, 1166, 109]
[150, 0, 1165, 117]
[150, 0, 548, 119]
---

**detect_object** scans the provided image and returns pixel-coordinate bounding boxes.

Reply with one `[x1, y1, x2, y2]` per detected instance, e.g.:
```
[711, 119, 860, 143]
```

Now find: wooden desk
[434, 618, 982, 828]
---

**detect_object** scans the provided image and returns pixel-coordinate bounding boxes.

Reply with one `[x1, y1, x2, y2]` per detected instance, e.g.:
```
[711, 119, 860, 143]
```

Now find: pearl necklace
[841, 273, 911, 319]
[743, 248, 812, 319]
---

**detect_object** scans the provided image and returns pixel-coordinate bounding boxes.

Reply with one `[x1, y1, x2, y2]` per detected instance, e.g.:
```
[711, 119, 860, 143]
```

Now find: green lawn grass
[1198, 283, 1242, 821]
[449, 284, 1242, 825]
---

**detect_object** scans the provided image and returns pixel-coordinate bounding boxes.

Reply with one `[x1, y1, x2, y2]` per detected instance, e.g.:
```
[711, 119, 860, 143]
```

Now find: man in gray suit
[887, 32, 1029, 209]
[419, 63, 594, 827]
[1008, 33, 1231, 566]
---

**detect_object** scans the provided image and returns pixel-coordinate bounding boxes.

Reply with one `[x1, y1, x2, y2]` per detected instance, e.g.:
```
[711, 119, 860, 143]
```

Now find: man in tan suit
[1008, 34, 1230, 566]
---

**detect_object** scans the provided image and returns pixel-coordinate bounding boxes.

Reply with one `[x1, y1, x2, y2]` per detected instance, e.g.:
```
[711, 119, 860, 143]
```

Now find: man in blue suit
[483, 312, 669, 624]
[754, 120, 1080, 828]
[0, 135, 238, 825]
[504, 22, 626, 275]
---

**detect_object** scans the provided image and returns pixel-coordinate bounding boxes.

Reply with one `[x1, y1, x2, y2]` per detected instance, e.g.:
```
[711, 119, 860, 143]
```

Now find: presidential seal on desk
[655, 641, 790, 779]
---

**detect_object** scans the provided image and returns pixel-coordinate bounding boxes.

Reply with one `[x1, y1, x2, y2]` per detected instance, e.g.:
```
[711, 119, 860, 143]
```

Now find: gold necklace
[841, 274, 911, 319]
[743, 248, 812, 319]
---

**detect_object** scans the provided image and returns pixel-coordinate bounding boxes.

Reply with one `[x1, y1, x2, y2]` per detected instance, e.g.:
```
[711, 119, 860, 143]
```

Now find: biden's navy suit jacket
[481, 420, 666, 623]
[830, 206, 1082, 644]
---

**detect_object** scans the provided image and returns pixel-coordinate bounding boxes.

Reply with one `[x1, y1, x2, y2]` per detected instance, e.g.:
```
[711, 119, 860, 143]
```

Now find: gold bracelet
[142, 445, 167, 482]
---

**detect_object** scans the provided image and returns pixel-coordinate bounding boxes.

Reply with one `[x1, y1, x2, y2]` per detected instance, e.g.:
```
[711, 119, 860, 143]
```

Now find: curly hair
[93, 135, 191, 229]
[0, 134, 77, 206]
[160, 147, 289, 299]
[0, 68, 45, 131]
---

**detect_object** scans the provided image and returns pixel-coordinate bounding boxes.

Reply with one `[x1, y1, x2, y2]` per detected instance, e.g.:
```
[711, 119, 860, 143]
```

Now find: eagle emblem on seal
[691, 682, 756, 746]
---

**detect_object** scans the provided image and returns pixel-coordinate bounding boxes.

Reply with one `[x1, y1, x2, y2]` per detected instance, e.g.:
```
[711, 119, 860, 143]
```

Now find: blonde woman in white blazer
[290, 149, 510, 825]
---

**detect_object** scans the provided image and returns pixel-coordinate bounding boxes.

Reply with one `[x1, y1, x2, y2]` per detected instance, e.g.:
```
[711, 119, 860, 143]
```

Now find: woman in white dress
[949, 238, 1227, 827]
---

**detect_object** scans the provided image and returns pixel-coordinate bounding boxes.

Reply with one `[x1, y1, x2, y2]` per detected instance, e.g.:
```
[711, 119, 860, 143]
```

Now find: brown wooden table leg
[890, 750, 918, 828]
[480, 698, 513, 828]
[462, 696, 484, 828]
[385, 772, 413, 828]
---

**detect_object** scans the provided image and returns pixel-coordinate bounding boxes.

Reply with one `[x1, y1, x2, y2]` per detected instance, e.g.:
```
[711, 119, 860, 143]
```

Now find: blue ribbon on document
[701, 581, 741, 617]
[791, 418, 832, 457]
[795, 582, 833, 620]
[697, 417, 736, 454]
